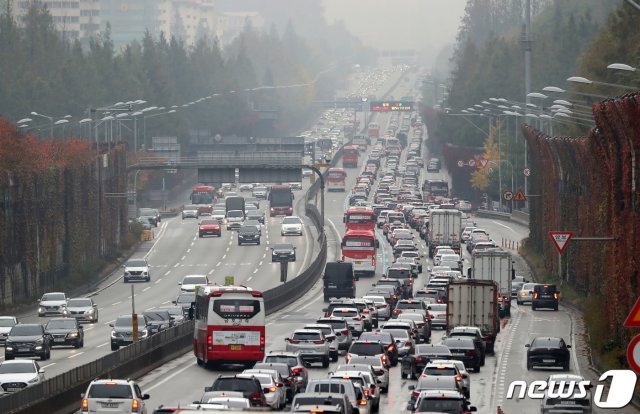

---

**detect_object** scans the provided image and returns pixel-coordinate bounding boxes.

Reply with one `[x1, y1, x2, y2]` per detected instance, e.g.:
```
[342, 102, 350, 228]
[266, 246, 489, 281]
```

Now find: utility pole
[523, 0, 532, 210]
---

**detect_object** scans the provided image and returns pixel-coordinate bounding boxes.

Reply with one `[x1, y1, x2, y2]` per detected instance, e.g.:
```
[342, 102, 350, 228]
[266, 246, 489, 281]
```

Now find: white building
[10, 0, 101, 41]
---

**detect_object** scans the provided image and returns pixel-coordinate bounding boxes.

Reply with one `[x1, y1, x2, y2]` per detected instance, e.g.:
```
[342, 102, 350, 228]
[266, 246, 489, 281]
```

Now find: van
[323, 262, 356, 302]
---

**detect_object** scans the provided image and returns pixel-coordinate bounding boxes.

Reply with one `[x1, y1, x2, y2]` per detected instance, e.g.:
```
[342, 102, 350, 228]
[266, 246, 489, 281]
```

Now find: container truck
[468, 248, 514, 317]
[427, 209, 462, 258]
[446, 279, 500, 354]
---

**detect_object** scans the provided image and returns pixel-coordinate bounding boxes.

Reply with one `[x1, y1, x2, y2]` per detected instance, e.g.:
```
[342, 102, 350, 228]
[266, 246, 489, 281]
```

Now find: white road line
[258, 261, 263, 266]
[164, 270, 171, 276]
[67, 352, 85, 359]
[96, 342, 109, 348]
[222, 254, 227, 260]
[247, 276, 253, 281]
[253, 269, 258, 274]
[187, 249, 191, 253]
[262, 253, 266, 259]
[491, 220, 519, 235]
[190, 242, 195, 246]
[181, 255, 186, 260]
[173, 263, 179, 268]
[143, 287, 151, 292]
[83, 326, 94, 331]
[265, 247, 269, 251]
[41, 363, 57, 369]
[216, 262, 222, 267]
[144, 360, 194, 392]
[105, 320, 115, 325]
[161, 300, 171, 304]
[146, 307, 155, 311]
[208, 269, 215, 275]
[111, 302, 121, 306]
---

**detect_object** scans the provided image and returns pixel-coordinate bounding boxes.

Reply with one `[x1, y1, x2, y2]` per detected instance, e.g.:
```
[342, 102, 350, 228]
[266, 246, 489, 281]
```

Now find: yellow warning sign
[514, 191, 526, 201]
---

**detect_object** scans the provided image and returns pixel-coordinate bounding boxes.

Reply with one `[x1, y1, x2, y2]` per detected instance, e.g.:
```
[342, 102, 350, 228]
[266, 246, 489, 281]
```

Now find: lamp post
[567, 75, 637, 91]
[607, 63, 637, 72]
[30, 112, 54, 138]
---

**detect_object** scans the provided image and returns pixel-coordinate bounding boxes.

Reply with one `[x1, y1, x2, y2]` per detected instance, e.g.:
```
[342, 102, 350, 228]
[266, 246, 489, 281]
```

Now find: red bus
[327, 168, 347, 192]
[343, 208, 377, 232]
[423, 180, 450, 201]
[268, 185, 294, 216]
[191, 185, 216, 215]
[341, 230, 378, 277]
[194, 285, 266, 367]
[368, 122, 380, 138]
[342, 145, 359, 168]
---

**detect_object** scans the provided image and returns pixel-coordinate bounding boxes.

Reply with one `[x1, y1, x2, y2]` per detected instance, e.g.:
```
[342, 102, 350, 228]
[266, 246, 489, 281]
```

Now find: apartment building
[11, 0, 101, 41]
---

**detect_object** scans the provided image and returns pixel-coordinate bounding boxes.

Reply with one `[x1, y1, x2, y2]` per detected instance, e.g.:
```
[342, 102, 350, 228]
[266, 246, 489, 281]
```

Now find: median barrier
[511, 210, 530, 226]
[475, 209, 512, 220]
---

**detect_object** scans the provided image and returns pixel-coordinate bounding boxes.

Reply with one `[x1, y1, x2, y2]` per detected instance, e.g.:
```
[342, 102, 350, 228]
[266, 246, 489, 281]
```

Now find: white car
[179, 275, 209, 292]
[239, 184, 254, 192]
[0, 316, 18, 344]
[461, 226, 476, 242]
[0, 360, 45, 393]
[429, 359, 471, 398]
[38, 292, 67, 317]
[123, 258, 151, 283]
[240, 371, 287, 410]
[211, 209, 226, 221]
[225, 210, 245, 230]
[330, 307, 364, 336]
[281, 216, 303, 236]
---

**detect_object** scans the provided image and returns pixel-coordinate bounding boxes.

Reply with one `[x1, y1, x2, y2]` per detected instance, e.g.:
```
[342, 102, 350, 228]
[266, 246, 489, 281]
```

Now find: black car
[110, 315, 151, 351]
[532, 284, 559, 311]
[441, 337, 481, 373]
[173, 292, 196, 315]
[526, 337, 571, 370]
[143, 310, 174, 335]
[238, 225, 261, 246]
[45, 318, 84, 348]
[205, 375, 267, 407]
[246, 210, 265, 224]
[4, 324, 52, 360]
[401, 344, 452, 379]
[271, 243, 296, 262]
[447, 327, 486, 364]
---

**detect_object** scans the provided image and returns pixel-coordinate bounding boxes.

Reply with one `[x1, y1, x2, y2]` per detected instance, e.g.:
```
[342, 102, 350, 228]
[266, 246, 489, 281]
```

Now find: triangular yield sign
[625, 297, 640, 328]
[548, 231, 573, 253]
[478, 158, 488, 168]
[514, 191, 526, 201]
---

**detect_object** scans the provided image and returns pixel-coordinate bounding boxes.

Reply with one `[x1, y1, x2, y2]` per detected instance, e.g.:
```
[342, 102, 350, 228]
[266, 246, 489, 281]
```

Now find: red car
[198, 219, 221, 237]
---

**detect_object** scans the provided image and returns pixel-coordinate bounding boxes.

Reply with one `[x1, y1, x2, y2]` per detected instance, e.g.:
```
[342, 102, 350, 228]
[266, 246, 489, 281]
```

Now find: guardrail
[475, 209, 530, 227]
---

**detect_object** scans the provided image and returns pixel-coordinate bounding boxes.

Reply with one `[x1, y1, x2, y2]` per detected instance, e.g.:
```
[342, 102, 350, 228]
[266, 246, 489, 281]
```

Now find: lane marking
[181, 255, 186, 260]
[173, 263, 179, 268]
[253, 269, 258, 274]
[164, 270, 171, 276]
[491, 220, 519, 235]
[208, 269, 215, 275]
[143, 287, 151, 292]
[96, 342, 109, 348]
[258, 261, 263, 266]
[67, 352, 85, 359]
[216, 262, 222, 267]
[144, 359, 194, 392]
[247, 276, 253, 281]
[41, 363, 57, 369]
[111, 302, 121, 306]
[222, 254, 227, 260]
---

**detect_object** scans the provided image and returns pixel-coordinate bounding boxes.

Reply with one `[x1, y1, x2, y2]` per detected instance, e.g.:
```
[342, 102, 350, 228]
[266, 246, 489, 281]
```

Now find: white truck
[468, 248, 514, 317]
[427, 209, 462, 258]
[446, 279, 500, 354]
[352, 135, 368, 151]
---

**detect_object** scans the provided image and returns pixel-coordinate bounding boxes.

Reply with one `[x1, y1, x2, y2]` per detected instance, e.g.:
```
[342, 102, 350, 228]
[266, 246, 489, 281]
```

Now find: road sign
[503, 190, 514, 201]
[627, 334, 640, 373]
[457, 160, 464, 167]
[514, 191, 527, 201]
[468, 159, 476, 167]
[549, 231, 573, 254]
[523, 168, 531, 177]
[624, 298, 640, 328]
[478, 158, 488, 168]
[224, 276, 234, 286]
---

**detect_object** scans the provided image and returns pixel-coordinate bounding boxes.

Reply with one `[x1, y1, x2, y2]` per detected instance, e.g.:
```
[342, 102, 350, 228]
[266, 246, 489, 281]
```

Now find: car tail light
[405, 341, 413, 347]
[82, 399, 88, 411]
[357, 400, 368, 406]
[554, 292, 558, 299]
[132, 399, 139, 412]
[268, 387, 277, 393]
[341, 329, 349, 335]
[288, 339, 300, 344]
[415, 356, 423, 362]
[429, 312, 434, 318]
[412, 390, 420, 398]
[381, 354, 388, 364]
[465, 350, 477, 356]
[346, 354, 352, 362]
[292, 367, 304, 375]
[394, 309, 402, 314]
[260, 335, 265, 351]
[534, 293, 539, 299]
[250, 392, 262, 402]
[313, 340, 325, 344]
[362, 309, 369, 314]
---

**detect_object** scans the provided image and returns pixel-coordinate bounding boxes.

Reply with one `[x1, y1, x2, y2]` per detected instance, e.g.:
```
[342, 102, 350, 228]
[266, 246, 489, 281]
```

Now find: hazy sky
[323, 0, 467, 64]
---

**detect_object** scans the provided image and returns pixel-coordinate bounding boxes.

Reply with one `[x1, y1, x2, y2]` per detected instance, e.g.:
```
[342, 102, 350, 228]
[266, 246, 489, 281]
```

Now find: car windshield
[126, 259, 146, 267]
[416, 344, 449, 355]
[349, 342, 383, 355]
[0, 318, 16, 327]
[10, 325, 42, 336]
[292, 331, 322, 341]
[417, 398, 465, 412]
[182, 276, 206, 285]
[212, 210, 226, 215]
[273, 244, 293, 250]
[87, 384, 133, 399]
[397, 301, 422, 309]
[212, 378, 258, 393]
[0, 362, 36, 374]
[200, 220, 218, 225]
[227, 211, 243, 218]
[428, 304, 447, 312]
[384, 329, 409, 340]
[143, 311, 170, 321]
[359, 332, 393, 344]
[293, 397, 346, 410]
[159, 307, 183, 317]
[46, 319, 76, 329]
[282, 217, 301, 224]
[115, 316, 133, 327]
[42, 293, 65, 301]
[177, 293, 195, 303]
[440, 260, 459, 269]
[424, 366, 457, 376]
[333, 309, 358, 318]
[67, 299, 92, 307]
[532, 337, 561, 348]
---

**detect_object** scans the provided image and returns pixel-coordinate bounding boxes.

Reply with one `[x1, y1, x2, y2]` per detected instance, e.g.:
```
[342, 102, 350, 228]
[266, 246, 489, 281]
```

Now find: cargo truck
[427, 209, 462, 258]
[468, 249, 514, 317]
[446, 279, 500, 354]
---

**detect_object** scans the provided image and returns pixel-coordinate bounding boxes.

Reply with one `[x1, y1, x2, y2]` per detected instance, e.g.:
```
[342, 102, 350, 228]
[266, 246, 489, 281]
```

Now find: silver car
[63, 298, 98, 323]
[430, 359, 471, 399]
[427, 304, 448, 329]
[540, 374, 592, 414]
[362, 295, 391, 320]
[343, 357, 390, 393]
[517, 283, 540, 305]
[182, 204, 199, 219]
[285, 329, 331, 367]
[0, 316, 18, 344]
[38, 292, 67, 317]
[330, 308, 364, 336]
[316, 317, 353, 351]
[303, 324, 339, 362]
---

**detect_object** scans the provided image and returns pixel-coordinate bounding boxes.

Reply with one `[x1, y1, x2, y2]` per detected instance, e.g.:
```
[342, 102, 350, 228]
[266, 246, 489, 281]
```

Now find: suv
[123, 258, 151, 283]
[81, 379, 150, 414]
[346, 340, 389, 366]
[262, 351, 309, 394]
[4, 324, 52, 360]
[142, 310, 174, 335]
[532, 284, 559, 311]
[110, 315, 150, 350]
[37, 292, 67, 317]
[407, 390, 477, 413]
[205, 375, 267, 407]
[330, 308, 364, 336]
[316, 317, 353, 351]
[285, 329, 331, 367]
[238, 225, 261, 245]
